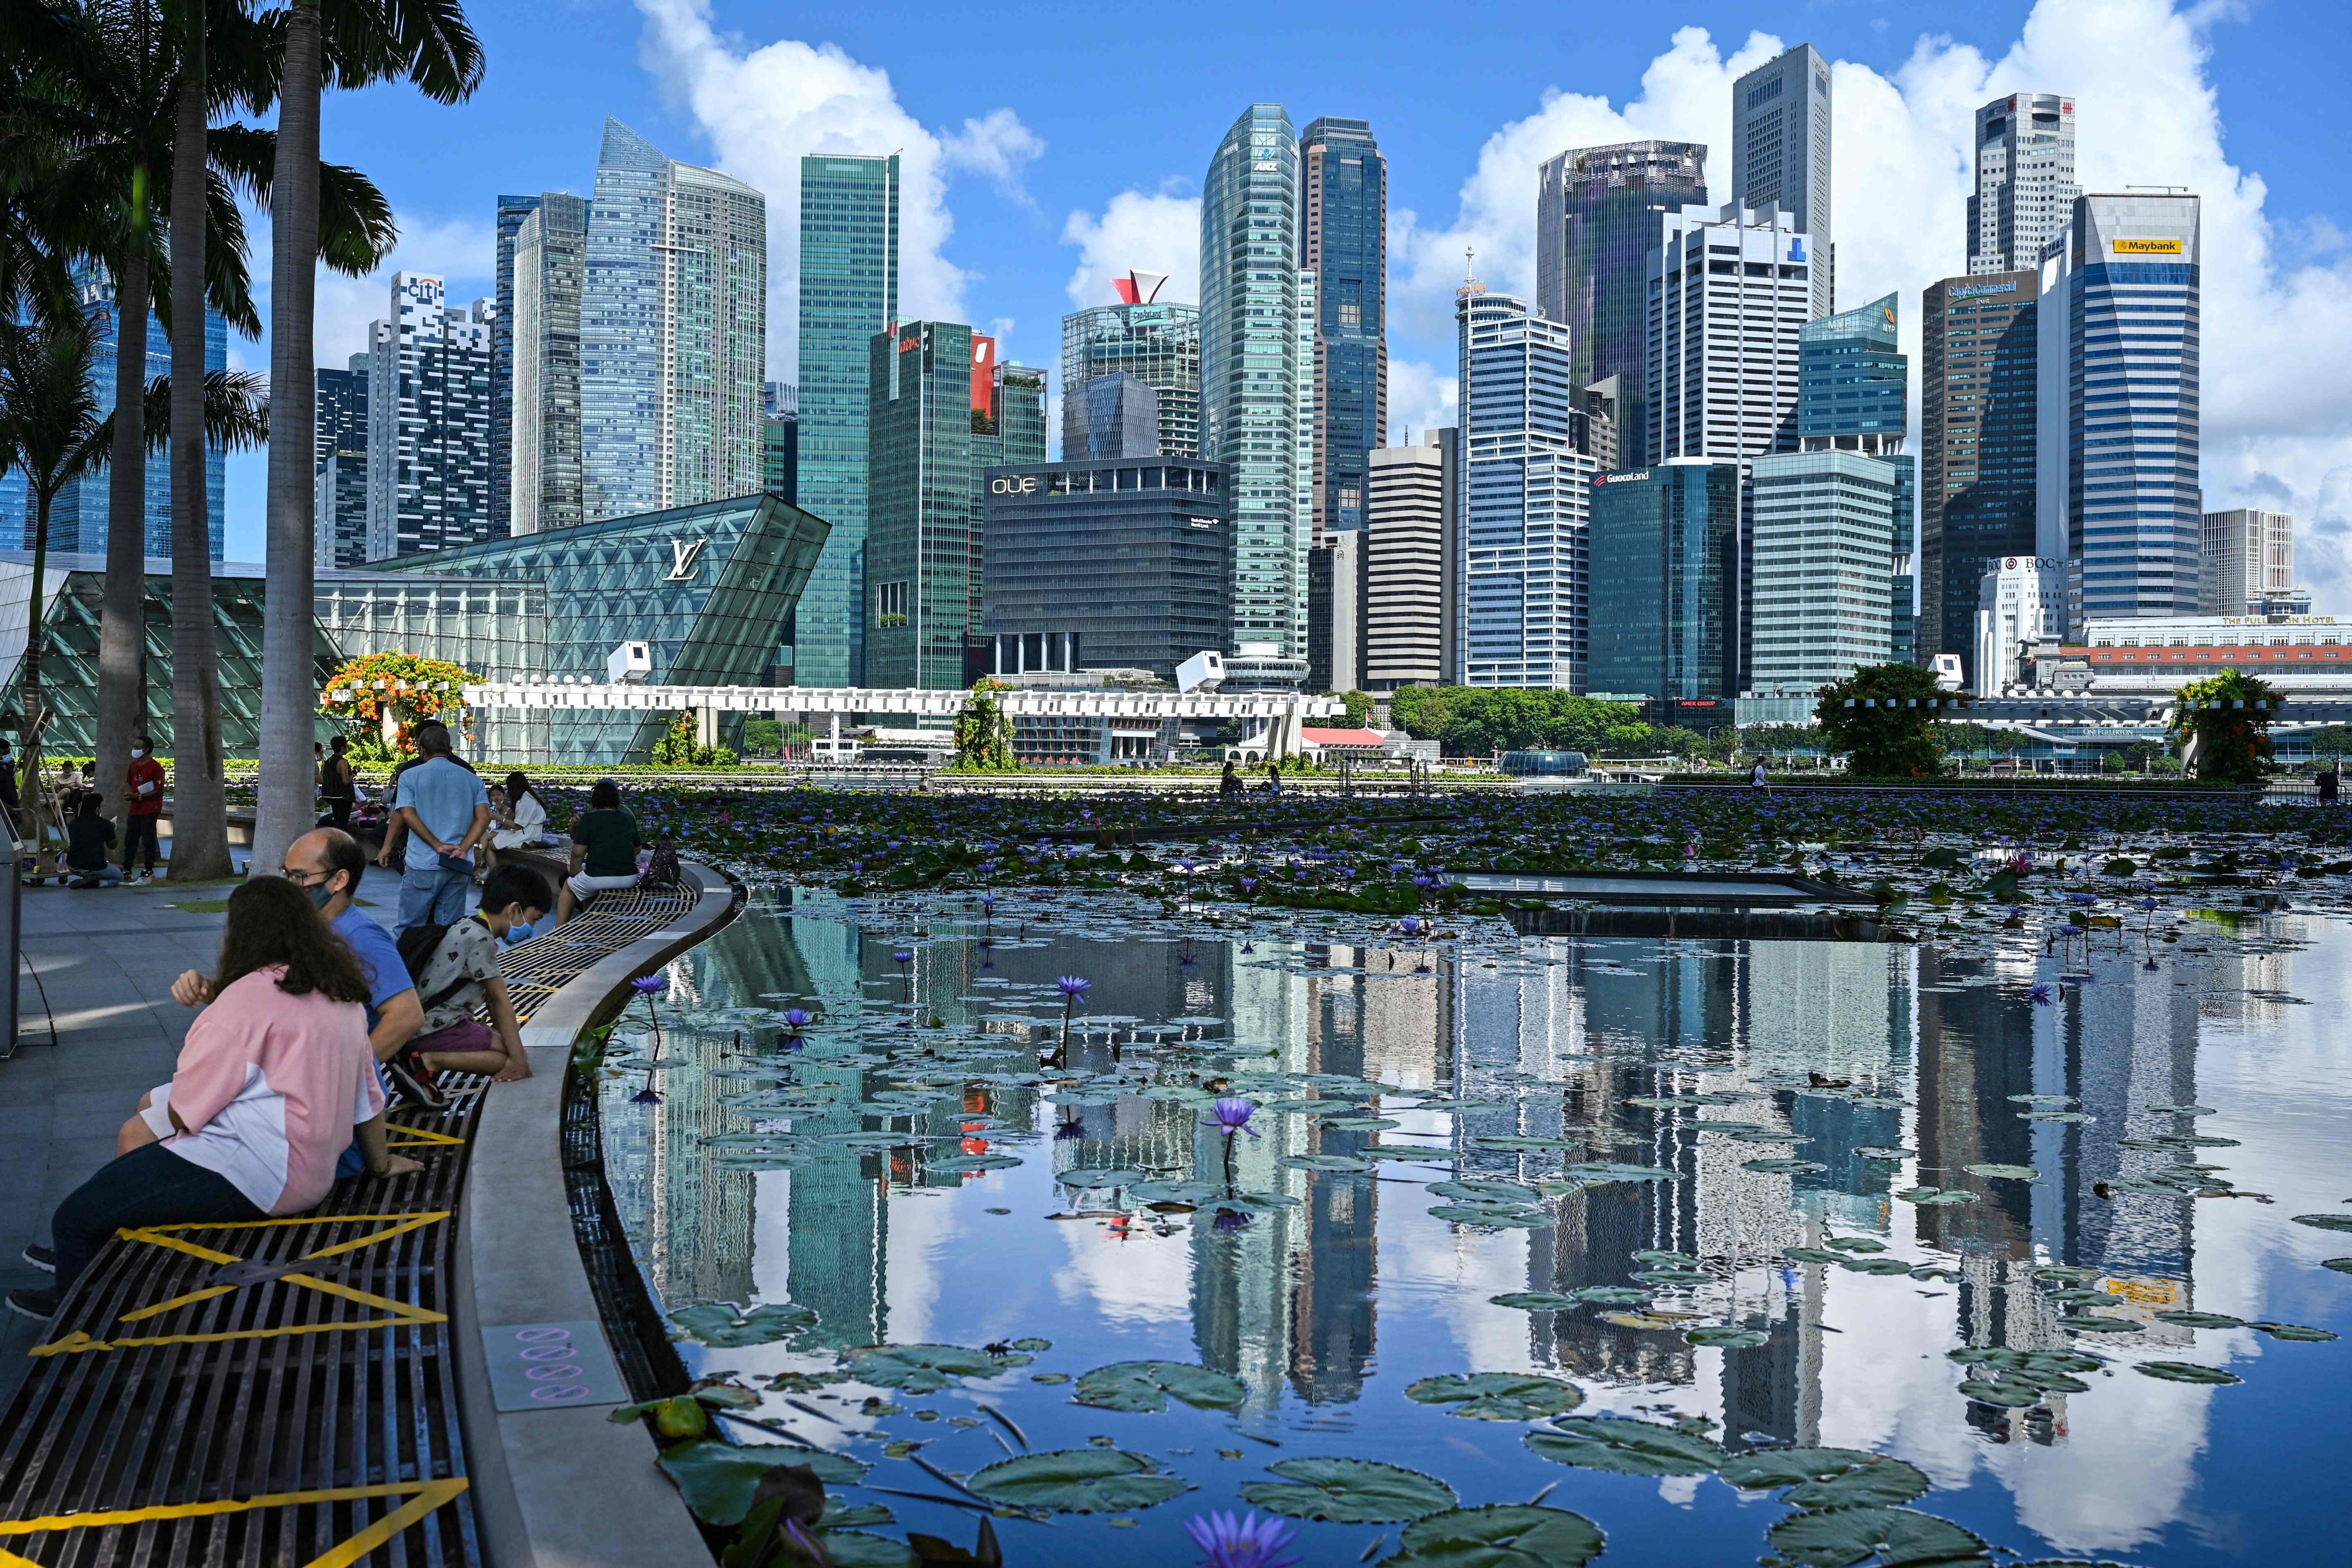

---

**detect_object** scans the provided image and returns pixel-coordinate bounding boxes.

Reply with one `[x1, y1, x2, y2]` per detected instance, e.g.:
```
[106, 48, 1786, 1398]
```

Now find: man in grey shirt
[389, 721, 490, 934]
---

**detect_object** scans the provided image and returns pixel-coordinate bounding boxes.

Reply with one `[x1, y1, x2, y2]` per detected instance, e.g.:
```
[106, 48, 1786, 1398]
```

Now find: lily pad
[843, 1343, 1025, 1393]
[2134, 1361, 2242, 1384]
[1056, 1167, 1148, 1188]
[2059, 1315, 2141, 1334]
[1570, 1285, 1654, 1306]
[1405, 1372, 1585, 1421]
[1430, 1203, 1550, 1229]
[1490, 1292, 1582, 1312]
[1856, 1147, 1915, 1161]
[1433, 1179, 1543, 1203]
[668, 1301, 818, 1347]
[1559, 1161, 1680, 1185]
[814, 1532, 917, 1568]
[1767, 1507, 1988, 1568]
[2248, 1320, 2339, 1342]
[1685, 1326, 1769, 1349]
[1785, 1248, 1845, 1265]
[1237, 1457, 1458, 1523]
[964, 1448, 1185, 1514]
[655, 1440, 866, 1527]
[1896, 1187, 1981, 1207]
[1963, 1164, 2040, 1180]
[1743, 1159, 1829, 1175]
[1072, 1360, 1248, 1413]
[1840, 1257, 1918, 1277]
[2291, 1213, 2352, 1233]
[930, 1152, 1025, 1174]
[1382, 1504, 1606, 1568]
[2152, 1311, 2243, 1328]
[1281, 1153, 1374, 1173]
[1720, 1448, 1930, 1509]
[1825, 1237, 1887, 1253]
[2323, 1258, 2352, 1273]
[1524, 1416, 1727, 1476]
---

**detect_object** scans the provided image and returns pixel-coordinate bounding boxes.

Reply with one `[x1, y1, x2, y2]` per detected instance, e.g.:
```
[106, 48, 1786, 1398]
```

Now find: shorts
[140, 1084, 176, 1141]
[414, 1018, 497, 1057]
[565, 870, 640, 901]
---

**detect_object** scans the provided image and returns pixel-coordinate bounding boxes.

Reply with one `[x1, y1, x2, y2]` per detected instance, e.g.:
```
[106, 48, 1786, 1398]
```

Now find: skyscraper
[1731, 45, 1833, 317]
[511, 192, 589, 535]
[364, 273, 495, 561]
[1647, 203, 1810, 465]
[1060, 285, 1200, 459]
[1364, 434, 1451, 692]
[2036, 192, 2202, 624]
[1073, 373, 1159, 461]
[1297, 117, 1387, 537]
[1968, 94, 2077, 275]
[1586, 461, 1741, 716]
[1536, 140, 1707, 468]
[491, 194, 542, 536]
[1921, 272, 2039, 686]
[1306, 531, 1362, 692]
[312, 354, 369, 569]
[581, 118, 766, 523]
[2200, 508, 2303, 616]
[1455, 276, 1595, 691]
[1201, 104, 1310, 657]
[762, 381, 798, 503]
[797, 153, 901, 686]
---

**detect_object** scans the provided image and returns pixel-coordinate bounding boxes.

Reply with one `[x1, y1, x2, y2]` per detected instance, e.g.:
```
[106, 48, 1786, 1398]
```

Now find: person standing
[318, 736, 357, 829]
[123, 735, 165, 880]
[1220, 759, 1241, 802]
[388, 722, 490, 934]
[1749, 758, 1770, 794]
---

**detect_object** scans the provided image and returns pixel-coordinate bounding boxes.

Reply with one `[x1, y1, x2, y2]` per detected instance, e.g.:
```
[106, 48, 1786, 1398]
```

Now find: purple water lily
[1051, 975, 1091, 1067]
[781, 1007, 812, 1051]
[2030, 982, 2056, 1005]
[1206, 1096, 1258, 1138]
[1184, 1511, 1297, 1568]
[629, 974, 668, 996]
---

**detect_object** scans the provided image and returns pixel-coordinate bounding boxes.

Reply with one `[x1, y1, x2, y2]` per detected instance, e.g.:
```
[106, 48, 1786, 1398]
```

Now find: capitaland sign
[987, 475, 1041, 497]
[2112, 237, 2185, 255]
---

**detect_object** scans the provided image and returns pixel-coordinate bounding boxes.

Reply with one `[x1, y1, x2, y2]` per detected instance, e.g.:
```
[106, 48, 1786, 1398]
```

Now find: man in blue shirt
[388, 722, 491, 934]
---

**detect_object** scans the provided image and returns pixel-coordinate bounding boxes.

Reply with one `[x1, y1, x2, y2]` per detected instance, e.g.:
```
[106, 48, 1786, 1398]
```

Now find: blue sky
[226, 0, 2352, 608]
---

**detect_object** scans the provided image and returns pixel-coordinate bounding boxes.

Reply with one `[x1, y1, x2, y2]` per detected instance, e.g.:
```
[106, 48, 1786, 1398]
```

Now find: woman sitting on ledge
[480, 770, 549, 877]
[553, 777, 642, 924]
[8, 878, 422, 1319]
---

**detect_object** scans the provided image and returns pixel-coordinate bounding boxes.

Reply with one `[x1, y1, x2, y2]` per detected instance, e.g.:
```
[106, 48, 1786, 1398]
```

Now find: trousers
[52, 1142, 264, 1293]
[121, 814, 161, 871]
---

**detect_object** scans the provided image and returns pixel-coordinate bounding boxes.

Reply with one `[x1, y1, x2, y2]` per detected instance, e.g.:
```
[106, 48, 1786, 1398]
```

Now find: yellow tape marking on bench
[0, 1476, 469, 1568]
[29, 1213, 451, 1355]
[386, 1124, 467, 1149]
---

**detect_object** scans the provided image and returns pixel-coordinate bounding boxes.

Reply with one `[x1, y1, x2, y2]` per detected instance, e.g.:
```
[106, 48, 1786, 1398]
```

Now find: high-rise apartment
[491, 194, 542, 536]
[2037, 192, 2202, 624]
[1201, 104, 1310, 657]
[1537, 140, 1707, 469]
[1968, 94, 2077, 275]
[1586, 461, 1741, 715]
[2200, 508, 2303, 616]
[1731, 45, 1833, 317]
[364, 273, 495, 561]
[312, 354, 369, 569]
[1364, 434, 1451, 692]
[797, 153, 900, 686]
[1297, 117, 1387, 537]
[1060, 288, 1199, 459]
[511, 192, 589, 535]
[581, 118, 766, 524]
[1921, 272, 2038, 686]
[1456, 277, 1595, 691]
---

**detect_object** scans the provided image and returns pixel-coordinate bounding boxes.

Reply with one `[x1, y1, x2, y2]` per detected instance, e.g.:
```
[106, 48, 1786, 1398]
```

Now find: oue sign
[990, 475, 1040, 497]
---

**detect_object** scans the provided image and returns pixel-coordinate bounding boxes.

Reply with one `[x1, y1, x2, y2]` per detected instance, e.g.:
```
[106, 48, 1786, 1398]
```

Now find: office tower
[581, 118, 765, 526]
[1921, 272, 2039, 686]
[797, 153, 901, 686]
[2200, 508, 2304, 616]
[491, 194, 542, 536]
[312, 354, 369, 569]
[1973, 557, 2064, 695]
[1455, 275, 1595, 690]
[762, 381, 798, 503]
[1202, 104, 1309, 656]
[1297, 117, 1387, 537]
[2037, 192, 2202, 624]
[1887, 454, 1917, 662]
[1586, 461, 1740, 717]
[1648, 204, 1809, 463]
[967, 345, 1049, 656]
[1075, 373, 1159, 461]
[1364, 435, 1450, 690]
[1573, 380, 1621, 472]
[364, 273, 494, 561]
[1536, 141, 1707, 468]
[1060, 288, 1200, 459]
[1968, 94, 2077, 275]
[1795, 294, 1905, 453]
[1732, 44, 1833, 317]
[982, 454, 1230, 680]
[1307, 531, 1362, 691]
[511, 192, 589, 536]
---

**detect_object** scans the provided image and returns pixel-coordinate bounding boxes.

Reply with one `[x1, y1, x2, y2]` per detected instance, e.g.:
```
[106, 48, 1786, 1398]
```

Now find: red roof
[1301, 727, 1386, 747]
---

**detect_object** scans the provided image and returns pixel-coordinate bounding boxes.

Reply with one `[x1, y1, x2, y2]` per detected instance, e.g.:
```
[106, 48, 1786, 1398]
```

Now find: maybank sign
[2112, 237, 2185, 256]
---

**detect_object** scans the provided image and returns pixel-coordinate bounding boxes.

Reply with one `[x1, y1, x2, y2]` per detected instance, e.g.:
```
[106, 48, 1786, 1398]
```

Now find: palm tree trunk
[20, 485, 53, 837]
[92, 203, 151, 825]
[253, 0, 320, 876]
[165, 32, 230, 880]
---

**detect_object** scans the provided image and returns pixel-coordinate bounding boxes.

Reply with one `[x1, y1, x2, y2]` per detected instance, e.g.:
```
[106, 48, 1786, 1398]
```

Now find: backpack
[640, 838, 682, 889]
[395, 920, 477, 1012]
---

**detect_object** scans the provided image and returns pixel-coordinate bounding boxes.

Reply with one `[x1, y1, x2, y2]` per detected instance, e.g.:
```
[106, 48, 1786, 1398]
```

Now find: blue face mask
[504, 921, 536, 944]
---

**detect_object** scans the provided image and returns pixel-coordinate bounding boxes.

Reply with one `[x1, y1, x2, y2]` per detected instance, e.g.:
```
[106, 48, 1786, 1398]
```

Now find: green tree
[2166, 669, 2280, 782]
[1814, 663, 1964, 777]
[952, 678, 1018, 771]
[2305, 725, 2352, 759]
[1389, 683, 1453, 741]
[1333, 689, 1374, 728]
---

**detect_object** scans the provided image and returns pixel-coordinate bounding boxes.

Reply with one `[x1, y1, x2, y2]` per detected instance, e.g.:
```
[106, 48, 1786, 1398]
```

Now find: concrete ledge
[453, 864, 737, 1568]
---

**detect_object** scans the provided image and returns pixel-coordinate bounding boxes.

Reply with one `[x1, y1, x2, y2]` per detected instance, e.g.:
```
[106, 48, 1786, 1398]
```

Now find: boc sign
[989, 475, 1039, 497]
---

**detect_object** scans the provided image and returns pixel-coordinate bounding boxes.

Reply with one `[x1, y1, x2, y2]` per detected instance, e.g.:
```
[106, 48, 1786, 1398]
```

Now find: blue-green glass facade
[1586, 463, 1740, 706]
[797, 155, 901, 687]
[867, 321, 975, 692]
[1299, 117, 1385, 536]
[1799, 293, 1906, 443]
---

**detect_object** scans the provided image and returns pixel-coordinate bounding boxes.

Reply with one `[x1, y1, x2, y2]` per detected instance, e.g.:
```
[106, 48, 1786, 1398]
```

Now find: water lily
[1184, 1511, 1297, 1568]
[1206, 1097, 1258, 1138]
[1052, 975, 1091, 1067]
[2030, 982, 2055, 1005]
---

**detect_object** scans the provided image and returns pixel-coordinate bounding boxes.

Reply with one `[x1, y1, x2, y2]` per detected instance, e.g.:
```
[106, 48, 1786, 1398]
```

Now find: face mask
[308, 882, 338, 911]
[131, 749, 146, 759]
[504, 921, 536, 943]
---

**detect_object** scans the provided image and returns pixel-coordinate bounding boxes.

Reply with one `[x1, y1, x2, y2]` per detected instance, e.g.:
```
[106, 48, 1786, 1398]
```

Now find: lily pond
[593, 880, 2352, 1568]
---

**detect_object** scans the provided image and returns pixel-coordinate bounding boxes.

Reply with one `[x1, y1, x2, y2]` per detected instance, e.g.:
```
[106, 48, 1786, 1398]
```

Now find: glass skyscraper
[581, 118, 767, 524]
[364, 273, 495, 561]
[2036, 192, 2202, 625]
[1060, 302, 1200, 459]
[1732, 44, 1834, 318]
[1922, 272, 2039, 683]
[796, 153, 900, 687]
[1298, 117, 1385, 537]
[1586, 461, 1740, 709]
[512, 192, 589, 535]
[1200, 104, 1308, 657]
[312, 354, 369, 569]
[1536, 141, 1706, 469]
[491, 194, 542, 536]
[1797, 294, 1905, 449]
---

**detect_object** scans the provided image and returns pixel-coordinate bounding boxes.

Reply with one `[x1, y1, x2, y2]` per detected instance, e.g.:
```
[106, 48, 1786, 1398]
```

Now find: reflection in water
[598, 892, 2352, 1566]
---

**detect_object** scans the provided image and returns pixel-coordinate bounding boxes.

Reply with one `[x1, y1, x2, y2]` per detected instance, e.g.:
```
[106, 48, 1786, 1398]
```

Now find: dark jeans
[319, 796, 353, 829]
[122, 814, 161, 872]
[52, 1142, 264, 1293]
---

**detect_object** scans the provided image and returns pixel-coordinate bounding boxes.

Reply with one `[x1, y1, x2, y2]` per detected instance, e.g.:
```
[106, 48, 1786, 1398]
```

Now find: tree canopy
[1813, 664, 1963, 778]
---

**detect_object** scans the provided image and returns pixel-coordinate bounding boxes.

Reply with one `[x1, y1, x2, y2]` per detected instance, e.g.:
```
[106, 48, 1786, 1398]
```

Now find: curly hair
[213, 876, 371, 1005]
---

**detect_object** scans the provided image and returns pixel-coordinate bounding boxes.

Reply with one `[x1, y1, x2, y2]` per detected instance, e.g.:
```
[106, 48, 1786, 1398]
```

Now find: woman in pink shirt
[11, 878, 419, 1318]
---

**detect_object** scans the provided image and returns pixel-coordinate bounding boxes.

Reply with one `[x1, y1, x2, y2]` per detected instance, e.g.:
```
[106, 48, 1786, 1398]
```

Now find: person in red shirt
[123, 734, 165, 882]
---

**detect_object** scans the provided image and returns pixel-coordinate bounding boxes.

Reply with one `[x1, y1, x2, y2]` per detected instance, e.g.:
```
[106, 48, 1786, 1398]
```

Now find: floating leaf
[2291, 1213, 2352, 1233]
[1474, 1135, 1581, 1152]
[1785, 1248, 1845, 1265]
[1056, 1167, 1148, 1188]
[655, 1441, 866, 1527]
[1685, 1326, 1769, 1349]
[2152, 1311, 2242, 1328]
[1430, 1203, 1550, 1229]
[2134, 1361, 2242, 1385]
[1433, 1179, 1543, 1203]
[843, 1344, 1025, 1393]
[1237, 1457, 1458, 1523]
[1840, 1257, 1918, 1277]
[1720, 1448, 1929, 1509]
[1405, 1373, 1585, 1421]
[1767, 1507, 1987, 1568]
[1743, 1159, 1828, 1175]
[1072, 1360, 1248, 1413]
[2060, 1315, 2141, 1334]
[1382, 1504, 1606, 1568]
[1825, 1237, 1887, 1254]
[964, 1448, 1185, 1513]
[1570, 1285, 1654, 1306]
[817, 1532, 918, 1568]
[668, 1301, 818, 1348]
[1282, 1153, 1374, 1172]
[1856, 1147, 1915, 1161]
[2323, 1258, 2352, 1273]
[1559, 1161, 1679, 1185]
[1963, 1164, 2040, 1180]
[2248, 1320, 2339, 1342]
[930, 1152, 1025, 1174]
[1632, 1249, 1700, 1267]
[1524, 1417, 1726, 1476]
[1490, 1292, 1582, 1312]
[1792, 1460, 1932, 1511]
[1896, 1187, 1980, 1207]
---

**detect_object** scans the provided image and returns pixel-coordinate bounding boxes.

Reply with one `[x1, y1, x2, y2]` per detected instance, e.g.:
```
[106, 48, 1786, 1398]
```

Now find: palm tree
[254, 0, 480, 876]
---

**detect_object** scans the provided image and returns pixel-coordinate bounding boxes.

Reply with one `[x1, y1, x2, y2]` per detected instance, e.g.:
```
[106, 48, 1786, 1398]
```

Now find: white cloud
[1060, 188, 1202, 310]
[309, 214, 498, 369]
[634, 0, 1041, 379]
[1384, 356, 1457, 447]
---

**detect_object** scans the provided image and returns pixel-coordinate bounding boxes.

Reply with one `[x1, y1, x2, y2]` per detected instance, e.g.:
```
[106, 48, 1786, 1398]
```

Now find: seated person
[480, 771, 549, 876]
[403, 863, 547, 1086]
[64, 794, 122, 887]
[9, 878, 420, 1318]
[553, 777, 642, 924]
